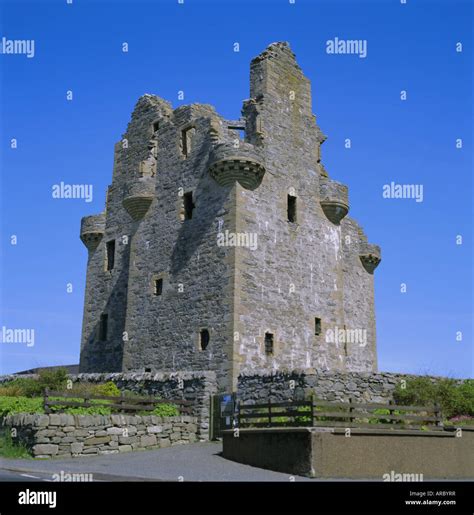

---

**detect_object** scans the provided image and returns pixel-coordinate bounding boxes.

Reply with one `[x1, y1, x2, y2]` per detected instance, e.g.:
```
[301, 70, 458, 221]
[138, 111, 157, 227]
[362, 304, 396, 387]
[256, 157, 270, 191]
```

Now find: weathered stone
[60, 414, 75, 426]
[34, 415, 50, 427]
[77, 42, 381, 391]
[147, 426, 163, 434]
[71, 442, 84, 454]
[118, 445, 132, 453]
[140, 435, 157, 447]
[107, 427, 125, 435]
[84, 436, 111, 445]
[49, 414, 61, 426]
[82, 447, 99, 454]
[118, 436, 137, 445]
[34, 437, 51, 444]
[73, 429, 90, 437]
[32, 444, 58, 456]
[36, 429, 57, 437]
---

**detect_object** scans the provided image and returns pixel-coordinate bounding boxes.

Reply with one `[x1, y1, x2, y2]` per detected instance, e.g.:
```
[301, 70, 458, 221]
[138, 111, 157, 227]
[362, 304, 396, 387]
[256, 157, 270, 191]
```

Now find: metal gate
[209, 392, 238, 440]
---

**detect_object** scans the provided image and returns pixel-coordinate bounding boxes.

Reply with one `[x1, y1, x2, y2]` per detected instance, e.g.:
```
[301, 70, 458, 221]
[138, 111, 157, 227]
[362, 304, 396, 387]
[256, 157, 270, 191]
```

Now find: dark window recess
[288, 195, 297, 223]
[315, 317, 322, 336]
[154, 278, 163, 296]
[145, 367, 152, 373]
[264, 332, 274, 355]
[200, 329, 210, 351]
[152, 121, 159, 133]
[99, 314, 108, 341]
[183, 192, 195, 220]
[181, 127, 195, 157]
[106, 240, 115, 271]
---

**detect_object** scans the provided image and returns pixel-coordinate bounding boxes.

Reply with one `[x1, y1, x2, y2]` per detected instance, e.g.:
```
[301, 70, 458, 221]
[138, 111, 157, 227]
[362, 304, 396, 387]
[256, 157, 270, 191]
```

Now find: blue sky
[0, 0, 472, 377]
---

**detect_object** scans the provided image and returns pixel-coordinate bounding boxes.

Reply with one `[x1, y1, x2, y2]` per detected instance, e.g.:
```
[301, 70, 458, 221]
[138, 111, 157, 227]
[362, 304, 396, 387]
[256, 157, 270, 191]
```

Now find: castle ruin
[79, 42, 381, 391]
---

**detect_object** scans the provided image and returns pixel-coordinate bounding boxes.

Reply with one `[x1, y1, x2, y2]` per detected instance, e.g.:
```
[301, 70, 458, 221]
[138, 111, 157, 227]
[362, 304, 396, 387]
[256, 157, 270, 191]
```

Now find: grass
[0, 395, 180, 417]
[0, 430, 31, 459]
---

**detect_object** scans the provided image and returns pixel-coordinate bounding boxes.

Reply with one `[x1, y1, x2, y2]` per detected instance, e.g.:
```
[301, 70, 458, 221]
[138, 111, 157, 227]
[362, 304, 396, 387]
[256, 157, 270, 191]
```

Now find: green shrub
[65, 382, 96, 397]
[0, 382, 27, 397]
[393, 377, 474, 419]
[37, 368, 68, 392]
[0, 395, 181, 418]
[60, 405, 112, 415]
[0, 378, 43, 397]
[148, 404, 180, 417]
[91, 381, 121, 397]
[0, 369, 69, 398]
[0, 396, 44, 416]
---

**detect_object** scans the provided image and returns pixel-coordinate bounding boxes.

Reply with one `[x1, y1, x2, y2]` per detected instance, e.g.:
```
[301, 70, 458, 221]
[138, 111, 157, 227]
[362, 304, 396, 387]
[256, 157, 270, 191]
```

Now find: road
[0, 442, 311, 482]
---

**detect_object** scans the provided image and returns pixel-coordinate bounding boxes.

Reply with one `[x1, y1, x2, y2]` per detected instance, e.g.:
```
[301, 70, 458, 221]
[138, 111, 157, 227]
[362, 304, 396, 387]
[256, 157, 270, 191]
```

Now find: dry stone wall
[237, 370, 467, 404]
[2, 413, 198, 458]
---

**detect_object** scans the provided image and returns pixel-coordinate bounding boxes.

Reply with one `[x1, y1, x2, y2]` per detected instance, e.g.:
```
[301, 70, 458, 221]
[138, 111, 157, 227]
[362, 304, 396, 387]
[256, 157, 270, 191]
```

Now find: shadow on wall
[170, 130, 233, 276]
[80, 230, 134, 373]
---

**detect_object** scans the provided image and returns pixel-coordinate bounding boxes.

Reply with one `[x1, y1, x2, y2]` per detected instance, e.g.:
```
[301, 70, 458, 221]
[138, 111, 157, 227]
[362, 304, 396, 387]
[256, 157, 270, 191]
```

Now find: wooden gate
[209, 392, 237, 440]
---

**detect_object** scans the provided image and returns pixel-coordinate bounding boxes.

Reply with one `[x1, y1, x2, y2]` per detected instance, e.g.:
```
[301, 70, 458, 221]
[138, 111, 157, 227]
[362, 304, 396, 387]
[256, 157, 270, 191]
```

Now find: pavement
[0, 441, 312, 482]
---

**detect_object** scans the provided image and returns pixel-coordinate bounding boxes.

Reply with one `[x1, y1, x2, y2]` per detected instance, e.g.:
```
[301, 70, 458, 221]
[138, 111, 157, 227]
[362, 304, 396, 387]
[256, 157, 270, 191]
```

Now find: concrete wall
[3, 413, 198, 459]
[223, 427, 474, 479]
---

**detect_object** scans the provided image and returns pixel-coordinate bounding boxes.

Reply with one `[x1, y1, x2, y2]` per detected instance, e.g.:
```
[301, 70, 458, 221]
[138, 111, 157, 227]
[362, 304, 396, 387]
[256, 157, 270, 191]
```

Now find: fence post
[389, 399, 394, 425]
[348, 396, 354, 424]
[44, 388, 50, 414]
[268, 399, 272, 427]
[434, 402, 443, 428]
[310, 398, 314, 427]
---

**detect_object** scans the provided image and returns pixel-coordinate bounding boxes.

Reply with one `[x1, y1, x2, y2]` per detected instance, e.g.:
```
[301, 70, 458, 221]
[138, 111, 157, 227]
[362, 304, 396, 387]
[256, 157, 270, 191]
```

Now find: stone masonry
[237, 370, 468, 405]
[2, 413, 198, 458]
[79, 42, 382, 391]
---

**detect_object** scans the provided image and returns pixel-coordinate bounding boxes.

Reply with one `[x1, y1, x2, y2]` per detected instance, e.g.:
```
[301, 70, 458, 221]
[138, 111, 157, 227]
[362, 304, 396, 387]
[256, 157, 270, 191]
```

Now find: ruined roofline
[133, 93, 218, 117]
[250, 41, 302, 70]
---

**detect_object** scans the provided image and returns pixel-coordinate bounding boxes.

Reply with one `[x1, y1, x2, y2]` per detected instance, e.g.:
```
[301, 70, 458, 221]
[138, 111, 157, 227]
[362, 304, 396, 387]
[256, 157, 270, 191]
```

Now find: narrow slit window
[181, 127, 195, 157]
[199, 329, 210, 351]
[264, 332, 274, 355]
[288, 194, 297, 223]
[154, 278, 163, 296]
[99, 314, 108, 341]
[315, 317, 322, 336]
[183, 191, 195, 220]
[152, 121, 159, 133]
[106, 240, 115, 271]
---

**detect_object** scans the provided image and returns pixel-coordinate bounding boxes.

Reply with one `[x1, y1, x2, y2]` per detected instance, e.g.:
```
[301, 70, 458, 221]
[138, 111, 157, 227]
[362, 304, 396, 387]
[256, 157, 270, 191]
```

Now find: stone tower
[79, 42, 381, 391]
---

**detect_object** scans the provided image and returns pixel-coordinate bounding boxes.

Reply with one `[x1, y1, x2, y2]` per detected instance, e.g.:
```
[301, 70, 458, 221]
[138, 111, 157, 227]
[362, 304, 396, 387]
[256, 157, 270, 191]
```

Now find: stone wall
[2, 413, 198, 459]
[72, 371, 216, 439]
[237, 370, 467, 405]
[0, 371, 216, 440]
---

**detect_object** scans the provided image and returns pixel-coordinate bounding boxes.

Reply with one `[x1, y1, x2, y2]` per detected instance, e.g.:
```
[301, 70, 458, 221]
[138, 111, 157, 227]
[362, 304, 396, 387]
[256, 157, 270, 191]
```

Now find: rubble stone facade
[79, 42, 381, 391]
